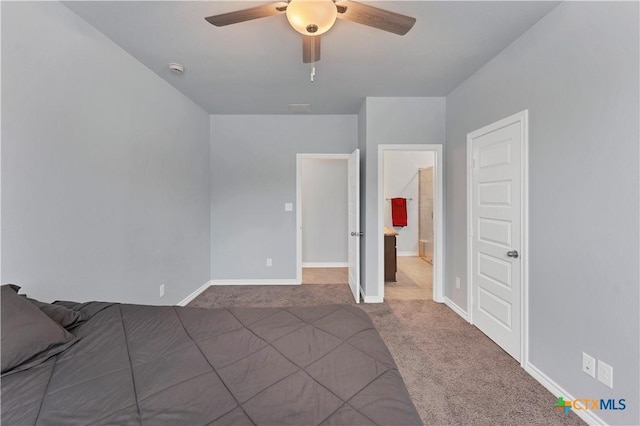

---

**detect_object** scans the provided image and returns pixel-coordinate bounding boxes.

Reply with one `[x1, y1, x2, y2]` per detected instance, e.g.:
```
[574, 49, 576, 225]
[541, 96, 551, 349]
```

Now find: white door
[348, 149, 361, 303]
[469, 115, 525, 361]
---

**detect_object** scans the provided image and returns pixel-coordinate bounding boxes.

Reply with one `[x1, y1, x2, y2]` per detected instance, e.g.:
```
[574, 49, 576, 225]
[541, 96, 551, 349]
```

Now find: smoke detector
[169, 63, 184, 74]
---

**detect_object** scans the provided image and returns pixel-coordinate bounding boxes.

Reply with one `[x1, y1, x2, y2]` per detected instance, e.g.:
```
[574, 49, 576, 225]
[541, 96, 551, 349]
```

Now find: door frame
[377, 144, 444, 303]
[296, 153, 351, 285]
[466, 110, 529, 367]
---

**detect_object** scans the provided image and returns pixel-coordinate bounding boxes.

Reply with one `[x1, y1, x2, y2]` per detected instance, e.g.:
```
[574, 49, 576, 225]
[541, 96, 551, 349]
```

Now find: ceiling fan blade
[302, 35, 321, 63]
[336, 1, 416, 36]
[205, 2, 288, 27]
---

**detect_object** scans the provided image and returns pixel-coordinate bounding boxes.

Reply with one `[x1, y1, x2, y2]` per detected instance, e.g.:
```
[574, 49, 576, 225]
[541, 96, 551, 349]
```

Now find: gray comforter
[2, 302, 421, 425]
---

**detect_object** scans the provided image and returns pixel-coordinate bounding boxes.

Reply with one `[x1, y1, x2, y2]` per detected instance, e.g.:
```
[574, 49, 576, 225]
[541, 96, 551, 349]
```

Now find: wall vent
[288, 104, 312, 113]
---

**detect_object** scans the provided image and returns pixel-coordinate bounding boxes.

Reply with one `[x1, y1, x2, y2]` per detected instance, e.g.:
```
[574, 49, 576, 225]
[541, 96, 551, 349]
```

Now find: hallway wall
[301, 159, 348, 265]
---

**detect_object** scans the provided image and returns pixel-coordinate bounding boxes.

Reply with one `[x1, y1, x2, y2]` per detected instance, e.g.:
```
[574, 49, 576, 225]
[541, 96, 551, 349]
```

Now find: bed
[1, 285, 422, 425]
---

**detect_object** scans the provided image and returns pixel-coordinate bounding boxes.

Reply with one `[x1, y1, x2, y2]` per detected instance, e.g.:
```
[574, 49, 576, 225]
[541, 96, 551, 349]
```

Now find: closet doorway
[377, 145, 443, 302]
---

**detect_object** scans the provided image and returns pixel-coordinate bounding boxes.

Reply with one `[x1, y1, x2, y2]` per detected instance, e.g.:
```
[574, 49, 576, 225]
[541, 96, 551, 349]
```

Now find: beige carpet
[190, 284, 584, 425]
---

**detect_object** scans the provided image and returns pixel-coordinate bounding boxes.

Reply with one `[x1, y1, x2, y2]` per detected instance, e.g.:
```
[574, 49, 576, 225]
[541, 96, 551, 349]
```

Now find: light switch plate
[597, 360, 613, 388]
[284, 203, 293, 211]
[582, 352, 596, 378]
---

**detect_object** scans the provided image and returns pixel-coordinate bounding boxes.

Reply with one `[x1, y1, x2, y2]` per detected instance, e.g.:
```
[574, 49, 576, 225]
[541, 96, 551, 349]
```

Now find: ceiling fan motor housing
[286, 0, 337, 36]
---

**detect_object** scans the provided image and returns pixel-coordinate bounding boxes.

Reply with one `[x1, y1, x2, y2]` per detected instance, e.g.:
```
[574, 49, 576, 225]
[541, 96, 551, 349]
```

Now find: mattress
[2, 302, 422, 425]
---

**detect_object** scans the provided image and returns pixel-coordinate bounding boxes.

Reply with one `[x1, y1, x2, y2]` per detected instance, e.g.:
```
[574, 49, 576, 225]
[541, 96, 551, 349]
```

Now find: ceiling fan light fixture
[286, 0, 337, 36]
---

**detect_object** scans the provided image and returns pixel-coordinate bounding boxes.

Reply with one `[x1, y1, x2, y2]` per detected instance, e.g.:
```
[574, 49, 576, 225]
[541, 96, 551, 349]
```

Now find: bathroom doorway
[377, 144, 444, 302]
[382, 151, 434, 300]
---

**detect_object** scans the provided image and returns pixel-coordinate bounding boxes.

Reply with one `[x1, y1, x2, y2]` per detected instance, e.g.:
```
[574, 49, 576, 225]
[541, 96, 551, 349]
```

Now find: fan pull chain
[310, 35, 316, 82]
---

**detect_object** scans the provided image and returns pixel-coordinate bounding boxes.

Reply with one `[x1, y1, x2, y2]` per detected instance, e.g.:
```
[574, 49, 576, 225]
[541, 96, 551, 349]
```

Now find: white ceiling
[63, 1, 559, 114]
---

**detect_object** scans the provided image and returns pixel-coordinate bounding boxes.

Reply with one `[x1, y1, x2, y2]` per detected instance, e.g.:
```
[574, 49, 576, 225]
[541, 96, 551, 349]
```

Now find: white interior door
[348, 149, 360, 303]
[470, 119, 523, 361]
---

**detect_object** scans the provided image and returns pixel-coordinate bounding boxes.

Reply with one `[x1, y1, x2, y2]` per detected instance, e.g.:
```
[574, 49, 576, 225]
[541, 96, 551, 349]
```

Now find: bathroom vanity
[384, 227, 398, 282]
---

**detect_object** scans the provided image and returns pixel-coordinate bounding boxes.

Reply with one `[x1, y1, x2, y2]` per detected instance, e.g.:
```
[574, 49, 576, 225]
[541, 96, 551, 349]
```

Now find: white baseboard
[363, 294, 384, 303]
[177, 280, 212, 306]
[397, 251, 418, 257]
[209, 279, 301, 286]
[524, 362, 606, 426]
[444, 296, 469, 321]
[302, 262, 348, 268]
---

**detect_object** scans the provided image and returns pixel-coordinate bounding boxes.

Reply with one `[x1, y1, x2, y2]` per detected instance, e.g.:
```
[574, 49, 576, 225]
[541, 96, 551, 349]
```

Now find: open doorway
[377, 145, 444, 302]
[383, 151, 434, 300]
[296, 154, 349, 285]
[296, 151, 361, 302]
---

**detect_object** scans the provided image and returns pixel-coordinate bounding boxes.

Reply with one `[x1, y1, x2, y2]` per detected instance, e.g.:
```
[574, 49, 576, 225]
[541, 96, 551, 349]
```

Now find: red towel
[391, 198, 408, 227]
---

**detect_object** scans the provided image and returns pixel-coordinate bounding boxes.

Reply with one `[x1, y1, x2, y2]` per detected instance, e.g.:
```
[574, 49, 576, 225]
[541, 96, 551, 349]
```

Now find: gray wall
[361, 97, 446, 298]
[1, 1, 211, 305]
[301, 159, 348, 265]
[445, 2, 639, 424]
[209, 115, 357, 280]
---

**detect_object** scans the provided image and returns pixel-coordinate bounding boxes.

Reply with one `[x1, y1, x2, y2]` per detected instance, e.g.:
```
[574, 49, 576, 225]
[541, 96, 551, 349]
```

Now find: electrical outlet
[266, 258, 273, 267]
[284, 203, 293, 211]
[455, 277, 461, 289]
[582, 352, 596, 378]
[159, 284, 165, 298]
[597, 360, 613, 388]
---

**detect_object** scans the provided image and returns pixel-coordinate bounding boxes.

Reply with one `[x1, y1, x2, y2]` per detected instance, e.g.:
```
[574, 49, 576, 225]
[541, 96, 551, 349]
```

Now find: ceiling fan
[205, 0, 416, 63]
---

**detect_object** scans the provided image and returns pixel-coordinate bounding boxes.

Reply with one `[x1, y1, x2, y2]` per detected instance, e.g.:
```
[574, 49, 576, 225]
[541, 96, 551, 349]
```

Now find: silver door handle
[507, 250, 519, 258]
[351, 232, 363, 237]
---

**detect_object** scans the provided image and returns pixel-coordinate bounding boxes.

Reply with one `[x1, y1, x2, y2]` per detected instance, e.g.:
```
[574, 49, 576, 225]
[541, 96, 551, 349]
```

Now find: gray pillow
[1, 285, 76, 374]
[26, 297, 89, 329]
[6, 285, 88, 329]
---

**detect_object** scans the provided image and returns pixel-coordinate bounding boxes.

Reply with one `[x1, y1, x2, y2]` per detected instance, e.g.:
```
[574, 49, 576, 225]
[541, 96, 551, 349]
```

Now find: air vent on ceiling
[289, 104, 312, 113]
